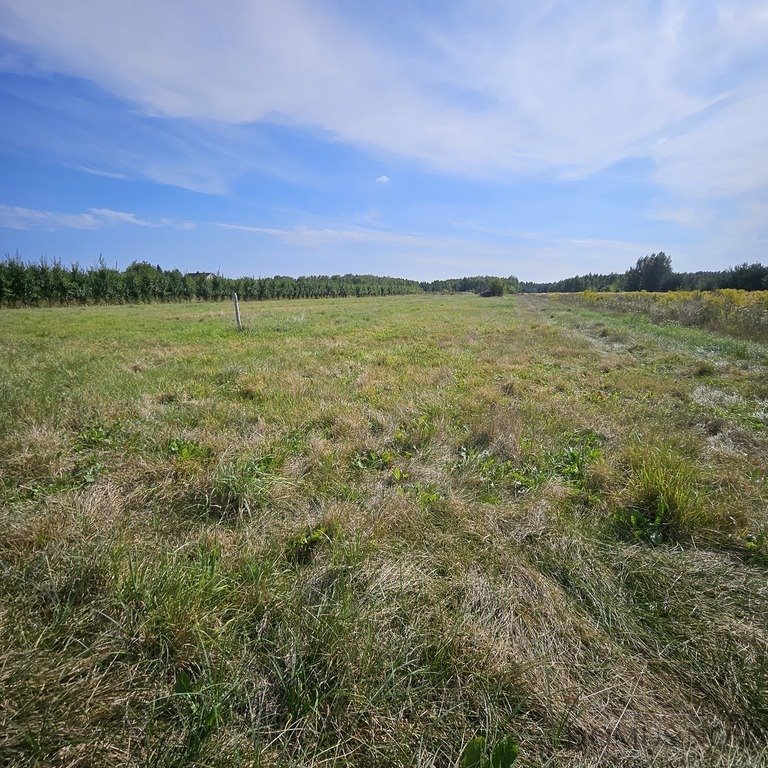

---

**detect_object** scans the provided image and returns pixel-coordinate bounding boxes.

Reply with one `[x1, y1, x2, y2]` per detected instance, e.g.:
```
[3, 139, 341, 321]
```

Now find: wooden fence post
[232, 292, 243, 331]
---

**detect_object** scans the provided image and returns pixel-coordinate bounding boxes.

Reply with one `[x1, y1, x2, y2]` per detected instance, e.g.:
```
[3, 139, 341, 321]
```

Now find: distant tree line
[421, 275, 520, 295]
[520, 253, 768, 293]
[0, 255, 423, 307]
[3, 251, 765, 308]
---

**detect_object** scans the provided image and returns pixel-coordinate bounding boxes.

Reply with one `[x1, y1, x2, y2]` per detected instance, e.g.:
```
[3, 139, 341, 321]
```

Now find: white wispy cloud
[212, 219, 660, 280]
[0, 204, 195, 231]
[0, 0, 766, 275]
[651, 90, 768, 198]
[215, 222, 437, 248]
[1, 0, 766, 192]
[75, 165, 128, 180]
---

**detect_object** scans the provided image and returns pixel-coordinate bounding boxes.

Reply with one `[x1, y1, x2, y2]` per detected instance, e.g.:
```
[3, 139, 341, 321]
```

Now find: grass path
[1, 295, 767, 767]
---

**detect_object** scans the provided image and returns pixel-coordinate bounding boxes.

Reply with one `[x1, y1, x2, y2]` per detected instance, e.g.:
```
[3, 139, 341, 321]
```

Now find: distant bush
[487, 278, 507, 297]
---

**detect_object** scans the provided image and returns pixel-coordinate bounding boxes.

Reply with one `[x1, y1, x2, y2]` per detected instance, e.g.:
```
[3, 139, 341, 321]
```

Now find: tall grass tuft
[615, 446, 703, 544]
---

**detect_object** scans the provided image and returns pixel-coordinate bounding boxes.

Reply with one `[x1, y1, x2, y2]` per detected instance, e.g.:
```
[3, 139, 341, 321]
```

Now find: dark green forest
[519, 252, 768, 293]
[420, 275, 520, 295]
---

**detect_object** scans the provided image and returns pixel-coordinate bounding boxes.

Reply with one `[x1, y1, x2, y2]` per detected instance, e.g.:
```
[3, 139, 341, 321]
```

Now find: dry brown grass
[0, 294, 766, 767]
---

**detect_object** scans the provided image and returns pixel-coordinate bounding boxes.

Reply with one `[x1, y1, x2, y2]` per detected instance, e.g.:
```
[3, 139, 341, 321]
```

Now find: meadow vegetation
[555, 289, 768, 343]
[1, 293, 767, 767]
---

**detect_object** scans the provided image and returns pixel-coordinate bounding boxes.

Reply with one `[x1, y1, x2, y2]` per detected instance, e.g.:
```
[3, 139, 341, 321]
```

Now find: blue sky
[0, 0, 766, 281]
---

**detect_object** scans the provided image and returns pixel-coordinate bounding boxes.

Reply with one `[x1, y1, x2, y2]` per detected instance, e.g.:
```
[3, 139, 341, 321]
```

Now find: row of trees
[3, 252, 765, 308]
[0, 256, 423, 307]
[520, 253, 768, 293]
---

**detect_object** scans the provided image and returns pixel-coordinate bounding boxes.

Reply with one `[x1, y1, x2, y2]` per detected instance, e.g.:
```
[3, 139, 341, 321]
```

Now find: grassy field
[1, 293, 767, 767]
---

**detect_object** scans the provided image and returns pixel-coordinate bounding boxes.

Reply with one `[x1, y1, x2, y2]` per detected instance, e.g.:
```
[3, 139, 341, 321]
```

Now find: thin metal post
[232, 292, 243, 331]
